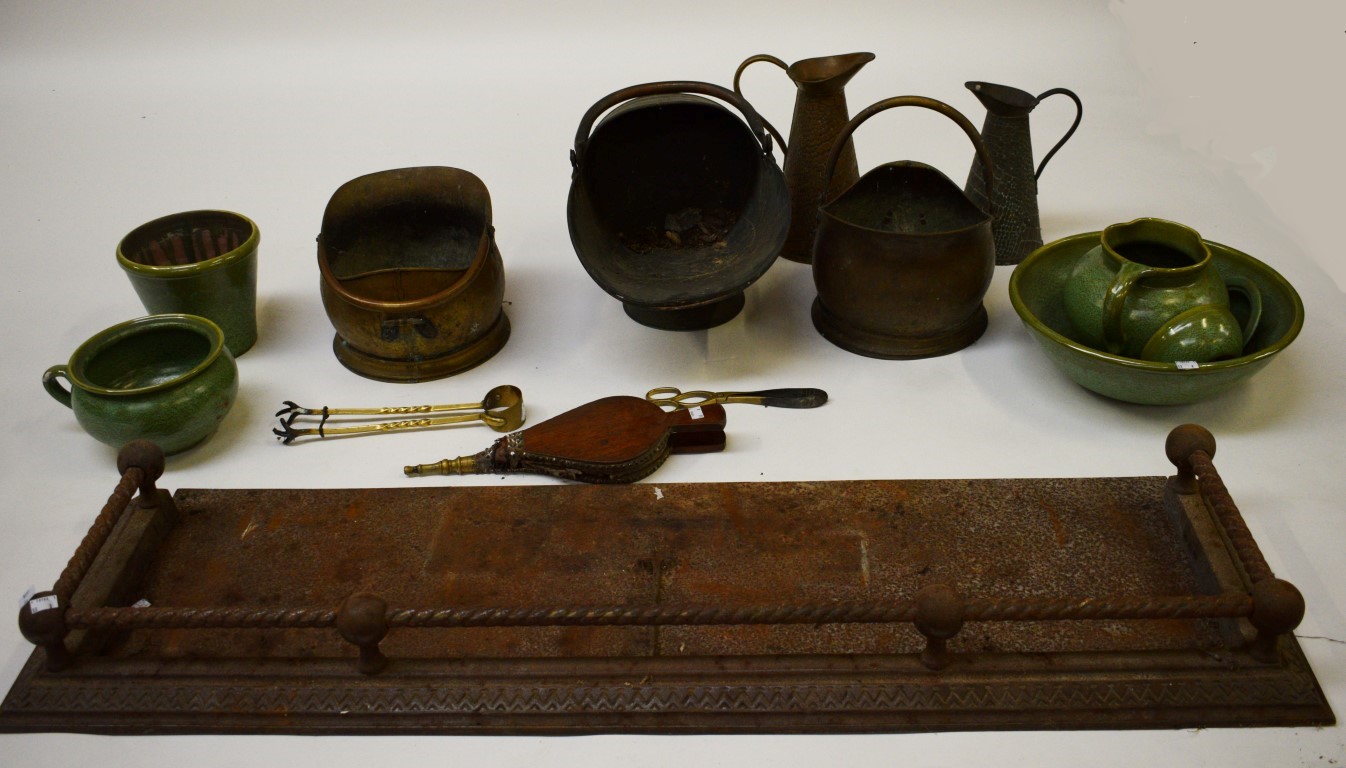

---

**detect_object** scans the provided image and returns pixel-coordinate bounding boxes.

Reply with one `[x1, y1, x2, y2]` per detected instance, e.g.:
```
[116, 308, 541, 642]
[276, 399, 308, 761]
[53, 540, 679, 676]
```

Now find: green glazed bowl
[1009, 232, 1303, 405]
[43, 314, 239, 453]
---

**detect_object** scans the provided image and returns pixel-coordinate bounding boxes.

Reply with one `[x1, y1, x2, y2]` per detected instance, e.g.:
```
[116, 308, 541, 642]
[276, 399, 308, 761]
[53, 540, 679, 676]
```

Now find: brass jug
[963, 81, 1082, 265]
[734, 52, 874, 264]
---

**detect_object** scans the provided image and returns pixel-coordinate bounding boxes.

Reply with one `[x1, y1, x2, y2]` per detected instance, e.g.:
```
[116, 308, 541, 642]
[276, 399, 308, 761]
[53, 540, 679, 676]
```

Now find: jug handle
[820, 95, 994, 214]
[1101, 261, 1154, 355]
[732, 55, 790, 159]
[1225, 275, 1264, 349]
[43, 365, 74, 409]
[1033, 87, 1083, 180]
[571, 81, 776, 170]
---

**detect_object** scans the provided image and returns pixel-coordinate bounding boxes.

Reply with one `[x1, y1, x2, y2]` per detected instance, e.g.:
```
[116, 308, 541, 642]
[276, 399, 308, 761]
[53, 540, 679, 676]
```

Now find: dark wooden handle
[737, 388, 829, 408]
[666, 403, 727, 455]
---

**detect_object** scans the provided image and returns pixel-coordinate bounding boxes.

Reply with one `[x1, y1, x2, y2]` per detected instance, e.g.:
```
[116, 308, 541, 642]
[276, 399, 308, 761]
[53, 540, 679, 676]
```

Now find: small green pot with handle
[117, 210, 259, 357]
[1062, 218, 1261, 363]
[43, 314, 238, 454]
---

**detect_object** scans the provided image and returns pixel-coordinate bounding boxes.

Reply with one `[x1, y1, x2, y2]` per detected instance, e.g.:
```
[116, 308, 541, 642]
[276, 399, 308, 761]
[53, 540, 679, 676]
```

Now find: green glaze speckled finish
[42, 315, 238, 453]
[1061, 218, 1256, 363]
[117, 210, 259, 357]
[1010, 232, 1302, 405]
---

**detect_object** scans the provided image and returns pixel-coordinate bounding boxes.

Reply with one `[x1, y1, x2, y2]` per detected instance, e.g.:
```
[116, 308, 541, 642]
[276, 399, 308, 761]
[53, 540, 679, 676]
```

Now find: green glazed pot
[43, 315, 238, 454]
[1010, 232, 1302, 405]
[117, 210, 259, 357]
[1061, 218, 1260, 363]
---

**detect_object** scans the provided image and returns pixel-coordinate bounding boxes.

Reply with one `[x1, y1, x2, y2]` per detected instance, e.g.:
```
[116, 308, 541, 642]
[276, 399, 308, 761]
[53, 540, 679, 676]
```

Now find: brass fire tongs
[273, 385, 524, 444]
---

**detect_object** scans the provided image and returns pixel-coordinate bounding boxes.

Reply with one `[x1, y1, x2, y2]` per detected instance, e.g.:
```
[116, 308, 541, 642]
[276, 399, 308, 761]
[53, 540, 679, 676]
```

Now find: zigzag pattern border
[5, 648, 1325, 720]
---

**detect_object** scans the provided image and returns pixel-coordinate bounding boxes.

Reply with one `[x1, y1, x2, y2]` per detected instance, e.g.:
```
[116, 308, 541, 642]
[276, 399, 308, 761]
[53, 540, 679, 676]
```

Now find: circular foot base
[332, 312, 511, 382]
[623, 293, 745, 331]
[811, 299, 988, 359]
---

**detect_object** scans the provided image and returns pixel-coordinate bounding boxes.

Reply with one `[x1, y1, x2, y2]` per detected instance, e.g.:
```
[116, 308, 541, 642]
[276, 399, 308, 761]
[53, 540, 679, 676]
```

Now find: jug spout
[789, 52, 875, 90]
[966, 81, 1039, 117]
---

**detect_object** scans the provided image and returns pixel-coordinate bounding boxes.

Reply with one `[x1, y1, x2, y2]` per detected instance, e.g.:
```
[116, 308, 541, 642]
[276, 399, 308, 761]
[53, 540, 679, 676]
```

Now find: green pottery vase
[117, 210, 259, 357]
[1062, 218, 1260, 363]
[43, 314, 238, 454]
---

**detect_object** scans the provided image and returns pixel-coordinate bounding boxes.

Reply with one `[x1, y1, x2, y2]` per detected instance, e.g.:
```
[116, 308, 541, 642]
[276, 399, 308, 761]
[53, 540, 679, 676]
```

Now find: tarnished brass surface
[318, 166, 509, 381]
[274, 385, 524, 443]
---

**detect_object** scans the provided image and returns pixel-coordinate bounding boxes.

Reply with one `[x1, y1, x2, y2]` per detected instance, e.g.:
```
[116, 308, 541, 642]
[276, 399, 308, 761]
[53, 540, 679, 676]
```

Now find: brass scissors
[645, 387, 828, 410]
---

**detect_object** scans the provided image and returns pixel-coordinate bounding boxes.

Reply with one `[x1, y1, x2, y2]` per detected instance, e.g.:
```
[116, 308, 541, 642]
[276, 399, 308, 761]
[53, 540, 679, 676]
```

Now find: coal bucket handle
[820, 95, 994, 215]
[1033, 87, 1083, 180]
[731, 55, 791, 158]
[571, 81, 777, 169]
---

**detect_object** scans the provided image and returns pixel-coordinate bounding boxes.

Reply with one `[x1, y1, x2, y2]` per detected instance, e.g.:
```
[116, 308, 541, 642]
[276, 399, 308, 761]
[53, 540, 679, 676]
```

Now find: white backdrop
[1, 0, 1343, 764]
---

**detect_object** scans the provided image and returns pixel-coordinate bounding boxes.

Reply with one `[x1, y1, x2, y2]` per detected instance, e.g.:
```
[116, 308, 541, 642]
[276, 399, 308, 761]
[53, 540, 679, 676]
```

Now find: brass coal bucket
[568, 81, 789, 330]
[812, 96, 995, 358]
[317, 167, 509, 382]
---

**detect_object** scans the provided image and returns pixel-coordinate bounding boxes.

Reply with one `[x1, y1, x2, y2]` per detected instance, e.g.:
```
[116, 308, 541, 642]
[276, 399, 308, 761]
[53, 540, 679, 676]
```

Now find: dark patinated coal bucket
[568, 81, 789, 330]
[812, 96, 995, 358]
[318, 167, 509, 382]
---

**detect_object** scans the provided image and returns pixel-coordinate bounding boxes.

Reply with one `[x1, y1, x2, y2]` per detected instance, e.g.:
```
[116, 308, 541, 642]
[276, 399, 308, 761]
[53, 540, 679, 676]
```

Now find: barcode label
[28, 595, 59, 613]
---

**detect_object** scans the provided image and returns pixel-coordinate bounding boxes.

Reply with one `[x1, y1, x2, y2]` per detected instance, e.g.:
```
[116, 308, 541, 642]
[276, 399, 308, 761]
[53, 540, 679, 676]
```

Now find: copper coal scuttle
[568, 81, 789, 330]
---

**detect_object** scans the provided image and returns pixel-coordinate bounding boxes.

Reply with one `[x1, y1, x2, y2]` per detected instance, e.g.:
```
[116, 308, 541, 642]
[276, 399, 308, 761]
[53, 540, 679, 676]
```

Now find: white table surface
[2, 0, 1343, 764]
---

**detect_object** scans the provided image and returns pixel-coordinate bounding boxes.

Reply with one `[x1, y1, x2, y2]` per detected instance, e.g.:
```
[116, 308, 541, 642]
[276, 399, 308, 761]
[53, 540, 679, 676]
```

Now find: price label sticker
[1175, 360, 1199, 370]
[689, 406, 705, 420]
[19, 586, 35, 608]
[28, 595, 59, 613]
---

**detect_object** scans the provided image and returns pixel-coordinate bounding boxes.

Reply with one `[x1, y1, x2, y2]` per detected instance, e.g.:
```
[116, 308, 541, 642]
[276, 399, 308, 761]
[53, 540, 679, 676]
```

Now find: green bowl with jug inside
[1009, 231, 1303, 405]
[42, 314, 238, 453]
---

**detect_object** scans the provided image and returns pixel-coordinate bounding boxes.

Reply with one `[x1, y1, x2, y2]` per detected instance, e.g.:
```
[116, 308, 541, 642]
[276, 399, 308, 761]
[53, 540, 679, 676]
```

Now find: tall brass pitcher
[734, 52, 874, 264]
[963, 81, 1082, 265]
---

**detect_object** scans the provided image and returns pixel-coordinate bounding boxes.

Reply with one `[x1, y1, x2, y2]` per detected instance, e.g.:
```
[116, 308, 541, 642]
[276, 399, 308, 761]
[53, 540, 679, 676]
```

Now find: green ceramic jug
[1062, 218, 1261, 363]
[42, 315, 238, 454]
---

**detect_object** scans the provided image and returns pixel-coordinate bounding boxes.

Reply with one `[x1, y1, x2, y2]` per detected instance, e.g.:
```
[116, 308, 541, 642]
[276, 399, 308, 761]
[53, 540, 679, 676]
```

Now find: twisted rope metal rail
[1189, 449, 1274, 585]
[66, 606, 337, 630]
[53, 467, 143, 602]
[389, 602, 920, 628]
[964, 593, 1252, 622]
[61, 593, 1251, 633]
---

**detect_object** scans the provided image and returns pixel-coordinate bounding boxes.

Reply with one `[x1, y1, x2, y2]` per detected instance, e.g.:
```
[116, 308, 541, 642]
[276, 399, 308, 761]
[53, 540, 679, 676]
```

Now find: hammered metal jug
[963, 81, 1082, 265]
[733, 52, 874, 265]
[812, 96, 995, 359]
